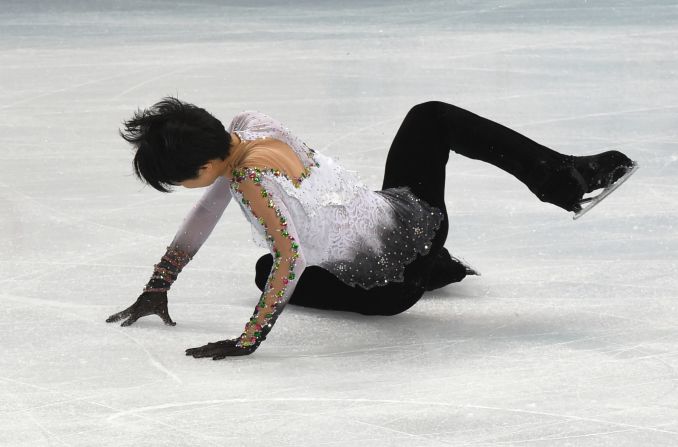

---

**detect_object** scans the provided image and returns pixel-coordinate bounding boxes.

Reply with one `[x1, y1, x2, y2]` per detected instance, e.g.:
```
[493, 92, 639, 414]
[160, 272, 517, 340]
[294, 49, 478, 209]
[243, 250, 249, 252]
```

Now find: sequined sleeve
[230, 171, 307, 348]
[168, 175, 233, 257]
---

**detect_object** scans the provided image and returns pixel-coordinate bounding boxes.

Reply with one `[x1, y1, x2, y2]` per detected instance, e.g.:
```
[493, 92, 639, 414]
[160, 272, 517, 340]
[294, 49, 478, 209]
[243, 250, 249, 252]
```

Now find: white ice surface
[1, 1, 677, 446]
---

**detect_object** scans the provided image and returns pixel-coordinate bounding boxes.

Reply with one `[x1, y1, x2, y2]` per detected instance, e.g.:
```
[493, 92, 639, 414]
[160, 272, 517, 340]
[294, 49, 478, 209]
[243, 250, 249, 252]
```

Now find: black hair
[120, 96, 231, 192]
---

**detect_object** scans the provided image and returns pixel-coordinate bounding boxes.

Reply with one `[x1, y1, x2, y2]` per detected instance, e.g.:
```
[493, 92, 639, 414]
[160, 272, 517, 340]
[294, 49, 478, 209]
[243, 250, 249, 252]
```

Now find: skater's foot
[530, 150, 636, 213]
[571, 151, 638, 219]
[572, 150, 635, 194]
[530, 163, 588, 212]
[424, 248, 479, 292]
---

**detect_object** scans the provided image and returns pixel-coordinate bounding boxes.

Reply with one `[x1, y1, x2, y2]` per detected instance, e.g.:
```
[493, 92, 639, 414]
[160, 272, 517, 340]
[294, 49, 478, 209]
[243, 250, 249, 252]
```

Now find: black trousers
[255, 101, 568, 315]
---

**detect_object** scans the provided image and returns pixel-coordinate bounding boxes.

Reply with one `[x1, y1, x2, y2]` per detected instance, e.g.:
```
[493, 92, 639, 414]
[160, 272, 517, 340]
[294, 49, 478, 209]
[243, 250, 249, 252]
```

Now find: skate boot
[570, 150, 638, 219]
[529, 162, 588, 212]
[424, 247, 479, 291]
[573, 150, 635, 193]
[530, 150, 637, 218]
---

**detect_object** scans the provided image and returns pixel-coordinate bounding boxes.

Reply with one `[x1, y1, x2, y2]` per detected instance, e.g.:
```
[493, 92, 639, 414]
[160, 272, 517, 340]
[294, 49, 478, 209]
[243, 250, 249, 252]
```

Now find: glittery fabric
[226, 111, 445, 290]
[320, 186, 444, 289]
[229, 169, 307, 347]
[143, 246, 193, 293]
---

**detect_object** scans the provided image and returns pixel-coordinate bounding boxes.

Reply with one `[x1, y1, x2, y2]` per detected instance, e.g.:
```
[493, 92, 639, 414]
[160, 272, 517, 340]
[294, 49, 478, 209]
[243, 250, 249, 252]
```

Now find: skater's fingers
[188, 349, 214, 358]
[185, 347, 209, 356]
[105, 308, 131, 323]
[159, 311, 176, 326]
[186, 345, 221, 358]
[105, 313, 121, 323]
[185, 344, 210, 354]
[213, 349, 240, 360]
[186, 340, 241, 358]
[120, 314, 140, 327]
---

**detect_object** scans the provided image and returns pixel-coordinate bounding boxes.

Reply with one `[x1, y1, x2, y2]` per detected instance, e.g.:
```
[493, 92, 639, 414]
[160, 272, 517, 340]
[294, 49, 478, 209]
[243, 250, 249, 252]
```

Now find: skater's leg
[382, 101, 634, 212]
[382, 101, 567, 208]
[379, 102, 456, 290]
[377, 100, 581, 293]
[254, 254, 423, 315]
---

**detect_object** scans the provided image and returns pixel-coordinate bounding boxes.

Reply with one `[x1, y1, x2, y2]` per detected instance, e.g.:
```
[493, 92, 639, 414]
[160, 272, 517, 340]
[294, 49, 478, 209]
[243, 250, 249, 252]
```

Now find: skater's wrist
[143, 246, 192, 292]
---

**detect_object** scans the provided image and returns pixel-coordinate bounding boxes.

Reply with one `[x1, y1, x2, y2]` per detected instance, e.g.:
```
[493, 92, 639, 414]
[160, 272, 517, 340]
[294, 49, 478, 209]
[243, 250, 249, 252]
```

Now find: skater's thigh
[255, 253, 355, 309]
[293, 268, 424, 316]
[381, 102, 449, 212]
[255, 254, 424, 315]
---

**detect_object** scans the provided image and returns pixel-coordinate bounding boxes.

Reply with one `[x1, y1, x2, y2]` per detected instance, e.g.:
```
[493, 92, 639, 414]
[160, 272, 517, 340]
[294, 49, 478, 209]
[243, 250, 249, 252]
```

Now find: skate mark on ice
[0, 236, 158, 285]
[648, 185, 678, 209]
[472, 427, 647, 446]
[0, 293, 183, 385]
[0, 376, 221, 445]
[107, 397, 678, 436]
[517, 104, 678, 129]
[285, 408, 446, 446]
[321, 116, 399, 155]
[0, 376, 75, 446]
[296, 339, 465, 358]
[0, 179, 161, 241]
[111, 398, 451, 446]
[111, 66, 191, 100]
[0, 68, 152, 110]
[114, 329, 184, 385]
[0, 184, 169, 285]
[106, 399, 252, 422]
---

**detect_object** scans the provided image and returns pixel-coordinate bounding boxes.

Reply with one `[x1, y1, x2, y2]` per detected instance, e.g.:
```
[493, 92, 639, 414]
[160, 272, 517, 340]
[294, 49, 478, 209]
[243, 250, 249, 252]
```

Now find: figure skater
[105, 98, 637, 359]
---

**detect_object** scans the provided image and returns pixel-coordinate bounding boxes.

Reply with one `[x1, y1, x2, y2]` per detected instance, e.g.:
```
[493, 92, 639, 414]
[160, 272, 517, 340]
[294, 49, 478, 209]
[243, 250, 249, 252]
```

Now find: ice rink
[2, 0, 677, 445]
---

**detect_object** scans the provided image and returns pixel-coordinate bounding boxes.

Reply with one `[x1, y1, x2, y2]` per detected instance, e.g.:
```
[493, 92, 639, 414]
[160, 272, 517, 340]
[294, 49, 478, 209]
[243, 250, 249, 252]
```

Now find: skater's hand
[105, 292, 176, 327]
[185, 339, 258, 360]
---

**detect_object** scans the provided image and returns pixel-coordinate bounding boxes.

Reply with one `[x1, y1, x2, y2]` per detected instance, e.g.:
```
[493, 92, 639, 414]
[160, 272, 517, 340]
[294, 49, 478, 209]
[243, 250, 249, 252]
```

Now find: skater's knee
[368, 301, 416, 316]
[408, 101, 448, 118]
[362, 286, 424, 316]
[373, 306, 407, 316]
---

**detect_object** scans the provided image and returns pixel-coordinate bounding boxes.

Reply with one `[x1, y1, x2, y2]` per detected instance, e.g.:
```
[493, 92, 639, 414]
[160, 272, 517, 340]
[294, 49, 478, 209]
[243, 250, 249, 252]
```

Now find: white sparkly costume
[167, 111, 443, 347]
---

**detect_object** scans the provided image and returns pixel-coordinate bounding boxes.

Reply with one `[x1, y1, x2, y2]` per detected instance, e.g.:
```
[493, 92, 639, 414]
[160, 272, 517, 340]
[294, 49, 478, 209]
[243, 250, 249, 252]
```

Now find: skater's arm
[143, 175, 233, 293]
[168, 175, 233, 257]
[185, 172, 307, 358]
[106, 177, 233, 327]
[231, 174, 307, 350]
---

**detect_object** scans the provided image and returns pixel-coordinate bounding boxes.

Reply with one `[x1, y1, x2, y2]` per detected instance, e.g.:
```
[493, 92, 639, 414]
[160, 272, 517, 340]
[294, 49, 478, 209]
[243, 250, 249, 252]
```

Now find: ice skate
[531, 150, 637, 218]
[570, 150, 638, 220]
[424, 247, 480, 291]
[573, 160, 638, 220]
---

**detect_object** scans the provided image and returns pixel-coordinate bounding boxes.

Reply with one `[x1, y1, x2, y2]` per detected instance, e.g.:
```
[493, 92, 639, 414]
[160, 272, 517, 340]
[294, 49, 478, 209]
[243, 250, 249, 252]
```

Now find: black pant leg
[384, 101, 569, 197]
[254, 254, 423, 316]
[380, 100, 571, 286]
[381, 102, 454, 288]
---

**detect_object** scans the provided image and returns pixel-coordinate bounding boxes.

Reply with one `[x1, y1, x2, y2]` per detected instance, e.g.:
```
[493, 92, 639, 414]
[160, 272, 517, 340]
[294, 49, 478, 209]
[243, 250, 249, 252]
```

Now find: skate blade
[460, 258, 481, 276]
[573, 161, 639, 220]
[451, 256, 481, 276]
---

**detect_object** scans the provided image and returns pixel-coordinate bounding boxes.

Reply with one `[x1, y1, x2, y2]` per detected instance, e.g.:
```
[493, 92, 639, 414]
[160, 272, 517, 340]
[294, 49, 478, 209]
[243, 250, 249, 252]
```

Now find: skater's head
[121, 96, 232, 192]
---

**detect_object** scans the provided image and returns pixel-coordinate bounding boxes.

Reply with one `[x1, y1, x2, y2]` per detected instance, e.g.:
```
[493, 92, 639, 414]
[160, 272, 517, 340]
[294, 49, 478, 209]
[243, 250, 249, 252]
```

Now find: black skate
[570, 151, 638, 220]
[531, 150, 638, 218]
[424, 247, 479, 291]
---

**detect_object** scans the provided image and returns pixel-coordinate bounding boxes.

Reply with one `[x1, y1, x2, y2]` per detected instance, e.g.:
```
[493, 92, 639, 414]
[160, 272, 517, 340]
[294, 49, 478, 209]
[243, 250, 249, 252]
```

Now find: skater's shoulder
[228, 110, 280, 132]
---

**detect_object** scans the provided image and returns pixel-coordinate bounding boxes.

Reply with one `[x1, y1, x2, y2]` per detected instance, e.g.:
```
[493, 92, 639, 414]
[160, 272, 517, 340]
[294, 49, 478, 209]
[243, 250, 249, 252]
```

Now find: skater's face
[179, 158, 228, 189]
